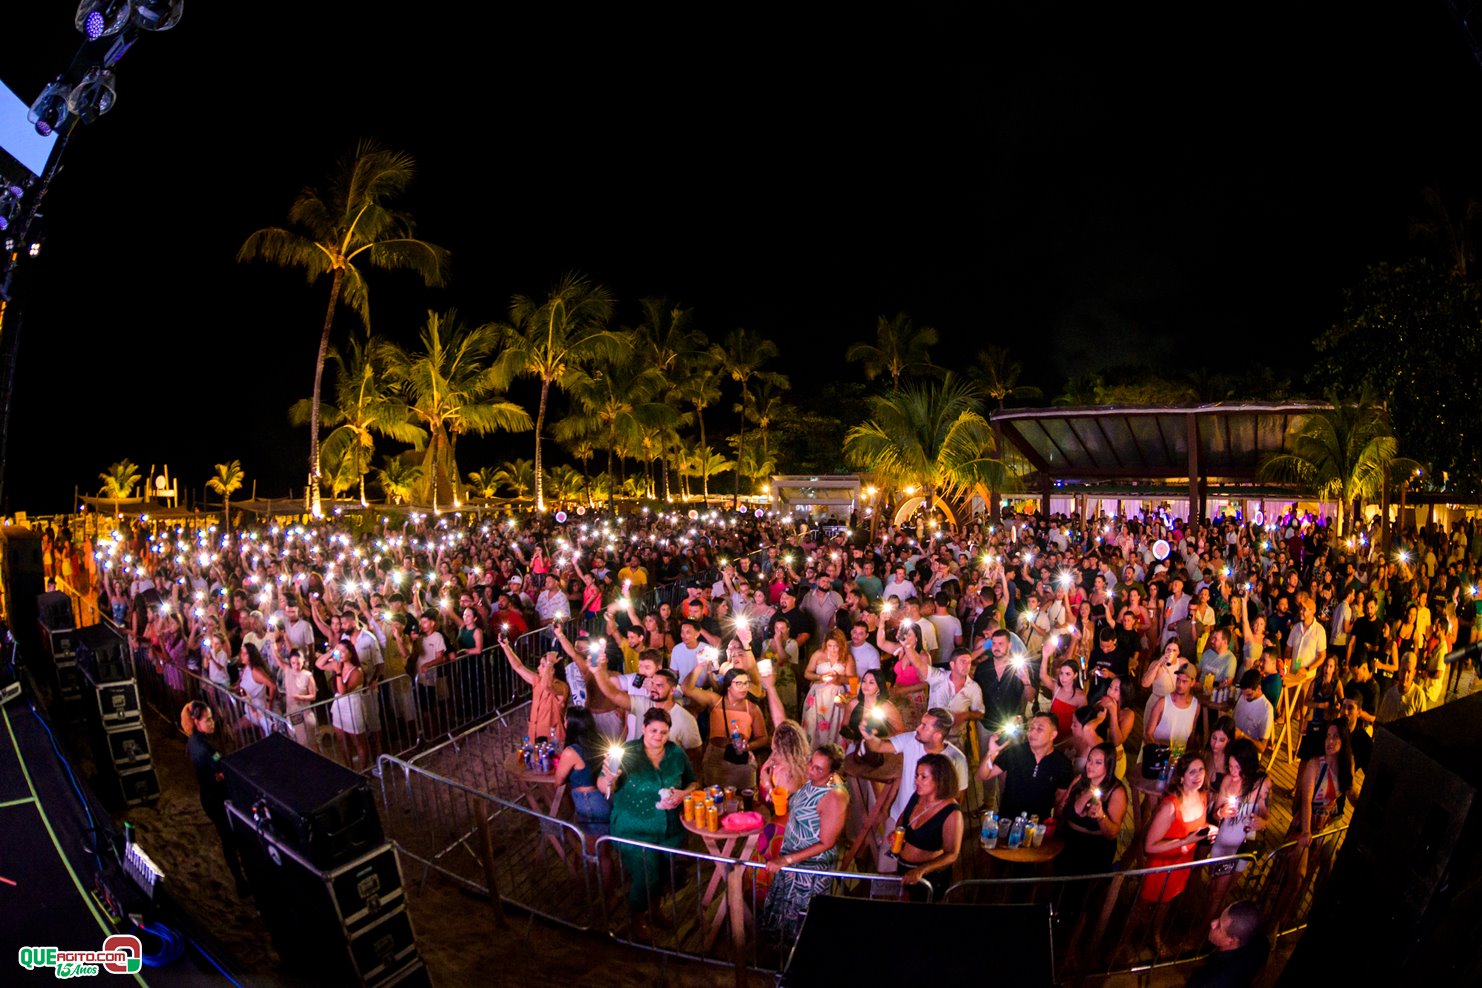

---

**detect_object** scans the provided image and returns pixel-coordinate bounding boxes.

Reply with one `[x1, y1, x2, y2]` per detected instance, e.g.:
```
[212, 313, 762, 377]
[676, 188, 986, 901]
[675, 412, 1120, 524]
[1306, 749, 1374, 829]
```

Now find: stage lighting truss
[0, 184, 21, 233]
[66, 66, 118, 124]
[75, 0, 133, 40]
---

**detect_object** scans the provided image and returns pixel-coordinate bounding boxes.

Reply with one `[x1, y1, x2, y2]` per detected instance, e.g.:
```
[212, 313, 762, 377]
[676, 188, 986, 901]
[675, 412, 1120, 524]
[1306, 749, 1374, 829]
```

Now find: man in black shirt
[975, 712, 1072, 820]
[1187, 900, 1269, 988]
[1346, 597, 1385, 674]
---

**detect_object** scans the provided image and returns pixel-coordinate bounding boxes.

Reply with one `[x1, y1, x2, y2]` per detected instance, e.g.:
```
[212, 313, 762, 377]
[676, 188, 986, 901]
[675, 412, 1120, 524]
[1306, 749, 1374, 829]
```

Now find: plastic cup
[771, 786, 789, 816]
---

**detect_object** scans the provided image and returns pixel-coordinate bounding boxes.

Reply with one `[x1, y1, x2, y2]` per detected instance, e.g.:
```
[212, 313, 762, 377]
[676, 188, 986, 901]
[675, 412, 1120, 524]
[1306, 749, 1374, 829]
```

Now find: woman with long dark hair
[181, 701, 249, 895]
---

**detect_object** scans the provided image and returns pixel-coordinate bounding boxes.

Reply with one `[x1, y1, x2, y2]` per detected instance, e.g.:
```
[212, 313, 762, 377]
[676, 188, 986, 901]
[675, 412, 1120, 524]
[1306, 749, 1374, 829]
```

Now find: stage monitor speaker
[222, 732, 383, 869]
[1278, 693, 1481, 986]
[44, 624, 78, 660]
[75, 623, 131, 684]
[782, 897, 1054, 986]
[36, 590, 73, 631]
[227, 803, 419, 987]
[85, 678, 141, 726]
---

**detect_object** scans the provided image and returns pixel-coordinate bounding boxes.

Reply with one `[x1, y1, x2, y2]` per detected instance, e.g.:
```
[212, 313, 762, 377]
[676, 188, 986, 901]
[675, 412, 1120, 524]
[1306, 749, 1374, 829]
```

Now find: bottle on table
[981, 811, 999, 850]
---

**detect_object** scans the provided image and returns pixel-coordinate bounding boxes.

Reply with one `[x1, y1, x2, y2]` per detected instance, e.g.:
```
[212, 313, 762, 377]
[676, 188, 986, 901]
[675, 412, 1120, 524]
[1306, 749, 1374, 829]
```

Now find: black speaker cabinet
[54, 658, 83, 703]
[75, 624, 131, 684]
[97, 721, 152, 768]
[36, 590, 74, 631]
[43, 624, 78, 660]
[227, 804, 420, 986]
[783, 898, 1054, 985]
[87, 679, 141, 726]
[222, 732, 383, 869]
[104, 763, 160, 807]
[1279, 693, 1482, 986]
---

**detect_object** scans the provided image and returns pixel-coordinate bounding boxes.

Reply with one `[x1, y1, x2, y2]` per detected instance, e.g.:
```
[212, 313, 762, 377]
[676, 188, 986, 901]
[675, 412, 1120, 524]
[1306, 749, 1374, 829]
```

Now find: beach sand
[117, 714, 725, 988]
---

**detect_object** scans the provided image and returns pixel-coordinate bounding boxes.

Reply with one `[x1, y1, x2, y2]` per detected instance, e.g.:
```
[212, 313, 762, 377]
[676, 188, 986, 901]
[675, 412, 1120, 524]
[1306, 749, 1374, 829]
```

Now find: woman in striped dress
[760, 743, 849, 942]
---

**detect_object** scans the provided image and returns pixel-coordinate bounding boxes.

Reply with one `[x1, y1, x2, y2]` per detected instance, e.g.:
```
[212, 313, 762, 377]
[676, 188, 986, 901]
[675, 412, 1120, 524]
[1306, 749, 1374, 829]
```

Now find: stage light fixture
[132, 0, 183, 32]
[27, 81, 72, 137]
[76, 1, 133, 40]
[66, 66, 118, 123]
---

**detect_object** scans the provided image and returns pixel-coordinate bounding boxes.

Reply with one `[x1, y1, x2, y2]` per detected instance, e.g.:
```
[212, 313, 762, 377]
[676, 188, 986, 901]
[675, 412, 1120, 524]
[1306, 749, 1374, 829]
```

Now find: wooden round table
[681, 809, 768, 955]
[986, 833, 1065, 866]
[839, 749, 903, 869]
[503, 749, 571, 866]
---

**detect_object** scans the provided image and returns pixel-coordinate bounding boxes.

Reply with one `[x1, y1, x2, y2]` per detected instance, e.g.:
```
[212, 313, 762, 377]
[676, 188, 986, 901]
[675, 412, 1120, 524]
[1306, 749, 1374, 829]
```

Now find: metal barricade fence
[943, 853, 1266, 978]
[592, 833, 920, 978]
[1257, 823, 1349, 937]
[375, 753, 599, 931]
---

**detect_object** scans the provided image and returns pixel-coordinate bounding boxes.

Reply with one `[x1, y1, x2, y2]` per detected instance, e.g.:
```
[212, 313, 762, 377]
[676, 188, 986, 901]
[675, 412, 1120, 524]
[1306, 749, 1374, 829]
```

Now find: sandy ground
[116, 713, 725, 988]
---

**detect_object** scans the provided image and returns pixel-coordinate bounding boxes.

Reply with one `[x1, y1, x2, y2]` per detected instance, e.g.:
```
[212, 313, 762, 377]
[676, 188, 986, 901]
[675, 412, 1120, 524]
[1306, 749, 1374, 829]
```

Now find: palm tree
[206, 460, 245, 527]
[493, 273, 624, 511]
[843, 375, 1006, 523]
[1257, 392, 1416, 536]
[465, 467, 501, 499]
[375, 456, 422, 505]
[543, 464, 586, 506]
[97, 459, 141, 517]
[492, 459, 535, 499]
[679, 443, 733, 495]
[237, 141, 449, 517]
[844, 312, 940, 387]
[968, 347, 1042, 520]
[379, 310, 532, 509]
[290, 335, 425, 506]
[635, 297, 704, 499]
[736, 376, 790, 469]
[673, 364, 722, 502]
[557, 353, 679, 509]
[714, 328, 783, 504]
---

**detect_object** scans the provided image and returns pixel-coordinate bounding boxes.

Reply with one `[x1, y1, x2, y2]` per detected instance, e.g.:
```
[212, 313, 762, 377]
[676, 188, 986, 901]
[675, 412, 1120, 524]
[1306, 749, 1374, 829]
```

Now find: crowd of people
[44, 500, 1482, 979]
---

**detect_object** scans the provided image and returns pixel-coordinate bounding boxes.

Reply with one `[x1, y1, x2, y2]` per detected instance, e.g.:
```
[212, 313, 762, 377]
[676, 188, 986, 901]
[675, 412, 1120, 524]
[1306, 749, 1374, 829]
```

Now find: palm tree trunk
[697, 403, 709, 504]
[534, 378, 550, 512]
[734, 390, 747, 508]
[308, 266, 345, 517]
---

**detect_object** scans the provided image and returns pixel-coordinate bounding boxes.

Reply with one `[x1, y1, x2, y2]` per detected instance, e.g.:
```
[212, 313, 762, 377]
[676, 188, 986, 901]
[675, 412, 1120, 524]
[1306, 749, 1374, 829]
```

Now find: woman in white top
[801, 630, 856, 747]
[1140, 638, 1184, 723]
[283, 649, 319, 746]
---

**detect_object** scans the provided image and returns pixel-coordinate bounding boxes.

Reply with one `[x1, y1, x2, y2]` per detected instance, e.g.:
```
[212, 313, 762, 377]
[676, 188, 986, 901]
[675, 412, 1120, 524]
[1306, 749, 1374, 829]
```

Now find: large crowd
[39, 501, 1482, 978]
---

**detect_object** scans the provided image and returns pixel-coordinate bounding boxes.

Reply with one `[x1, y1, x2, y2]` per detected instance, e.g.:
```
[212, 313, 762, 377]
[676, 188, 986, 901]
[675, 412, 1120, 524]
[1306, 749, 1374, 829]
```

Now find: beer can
[890, 826, 906, 855]
[706, 803, 720, 832]
[682, 792, 695, 822]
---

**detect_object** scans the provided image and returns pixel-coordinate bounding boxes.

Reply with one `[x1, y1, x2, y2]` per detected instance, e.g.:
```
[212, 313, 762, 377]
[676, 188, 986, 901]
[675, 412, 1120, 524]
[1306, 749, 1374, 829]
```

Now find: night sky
[3, 3, 1479, 512]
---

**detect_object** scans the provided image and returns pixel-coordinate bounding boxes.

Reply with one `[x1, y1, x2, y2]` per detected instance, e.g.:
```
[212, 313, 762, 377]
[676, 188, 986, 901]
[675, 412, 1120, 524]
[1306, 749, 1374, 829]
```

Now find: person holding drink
[760, 743, 848, 940]
[600, 707, 698, 940]
[681, 637, 770, 788]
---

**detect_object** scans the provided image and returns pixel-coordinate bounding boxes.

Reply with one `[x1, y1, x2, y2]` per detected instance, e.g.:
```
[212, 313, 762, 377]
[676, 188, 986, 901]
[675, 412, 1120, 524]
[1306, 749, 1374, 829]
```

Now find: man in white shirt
[589, 664, 702, 754]
[669, 619, 711, 696]
[1232, 670, 1274, 753]
[926, 649, 984, 746]
[882, 565, 916, 603]
[924, 593, 963, 664]
[860, 708, 969, 845]
[1160, 577, 1191, 644]
[847, 622, 881, 678]
[1286, 594, 1327, 677]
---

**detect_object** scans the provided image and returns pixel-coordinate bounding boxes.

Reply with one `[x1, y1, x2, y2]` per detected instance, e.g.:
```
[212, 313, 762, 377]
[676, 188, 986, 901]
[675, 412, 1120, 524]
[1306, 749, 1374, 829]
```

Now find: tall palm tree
[714, 328, 783, 505]
[736, 376, 790, 468]
[680, 444, 733, 494]
[844, 312, 940, 387]
[673, 364, 722, 502]
[238, 141, 449, 517]
[968, 347, 1042, 521]
[543, 464, 586, 506]
[379, 310, 532, 508]
[843, 375, 1006, 523]
[557, 354, 678, 509]
[492, 459, 535, 499]
[290, 335, 425, 506]
[493, 273, 624, 511]
[1257, 391, 1417, 536]
[635, 298, 704, 500]
[207, 460, 245, 527]
[98, 459, 141, 517]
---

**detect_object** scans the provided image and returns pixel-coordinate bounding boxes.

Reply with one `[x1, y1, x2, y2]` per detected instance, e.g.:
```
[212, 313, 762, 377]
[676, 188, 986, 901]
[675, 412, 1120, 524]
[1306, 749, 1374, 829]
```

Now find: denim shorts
[571, 788, 611, 836]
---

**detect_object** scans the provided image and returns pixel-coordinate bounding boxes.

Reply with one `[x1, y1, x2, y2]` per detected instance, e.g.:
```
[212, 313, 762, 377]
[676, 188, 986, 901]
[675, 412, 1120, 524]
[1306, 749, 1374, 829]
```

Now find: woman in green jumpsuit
[601, 706, 698, 937]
